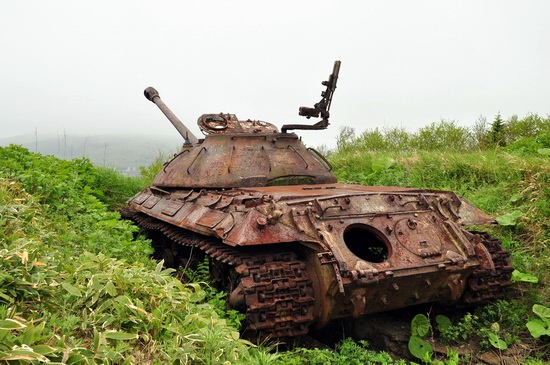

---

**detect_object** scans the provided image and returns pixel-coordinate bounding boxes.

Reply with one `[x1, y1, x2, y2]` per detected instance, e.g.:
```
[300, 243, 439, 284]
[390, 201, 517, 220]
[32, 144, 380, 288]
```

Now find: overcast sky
[1, 1, 549, 148]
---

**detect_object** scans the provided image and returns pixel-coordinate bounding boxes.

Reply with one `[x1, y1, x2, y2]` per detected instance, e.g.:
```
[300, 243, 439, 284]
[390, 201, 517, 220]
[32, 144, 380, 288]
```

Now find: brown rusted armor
[122, 62, 512, 339]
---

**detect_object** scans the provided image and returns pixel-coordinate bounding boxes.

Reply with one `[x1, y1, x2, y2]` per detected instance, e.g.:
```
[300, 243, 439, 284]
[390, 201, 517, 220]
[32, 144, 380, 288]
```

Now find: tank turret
[142, 62, 342, 189]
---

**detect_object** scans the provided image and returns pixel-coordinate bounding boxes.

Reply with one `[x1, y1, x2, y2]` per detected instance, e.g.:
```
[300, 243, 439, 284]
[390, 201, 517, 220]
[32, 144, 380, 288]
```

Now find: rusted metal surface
[122, 65, 513, 340]
[152, 132, 337, 188]
[235, 252, 315, 338]
[126, 184, 497, 246]
[122, 180, 513, 336]
[197, 113, 279, 135]
[144, 87, 199, 144]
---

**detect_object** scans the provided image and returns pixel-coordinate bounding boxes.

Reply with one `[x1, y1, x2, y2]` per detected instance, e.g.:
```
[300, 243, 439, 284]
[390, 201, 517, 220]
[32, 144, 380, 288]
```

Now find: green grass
[0, 146, 254, 364]
[1, 111, 550, 363]
[0, 145, 403, 364]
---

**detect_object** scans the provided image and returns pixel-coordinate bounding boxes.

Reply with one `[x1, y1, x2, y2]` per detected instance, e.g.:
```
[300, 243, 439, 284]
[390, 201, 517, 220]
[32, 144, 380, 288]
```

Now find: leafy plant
[526, 304, 550, 339]
[485, 322, 508, 350]
[496, 210, 523, 226]
[512, 269, 539, 283]
[409, 314, 464, 365]
[409, 314, 434, 363]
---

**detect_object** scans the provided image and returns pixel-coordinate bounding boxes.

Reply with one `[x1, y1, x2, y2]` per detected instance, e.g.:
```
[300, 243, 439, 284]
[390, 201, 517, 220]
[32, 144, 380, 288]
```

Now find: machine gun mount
[282, 60, 341, 133]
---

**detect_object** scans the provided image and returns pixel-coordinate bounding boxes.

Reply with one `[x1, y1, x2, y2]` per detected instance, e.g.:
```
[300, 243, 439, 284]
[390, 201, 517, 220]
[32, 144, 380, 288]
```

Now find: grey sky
[1, 1, 549, 148]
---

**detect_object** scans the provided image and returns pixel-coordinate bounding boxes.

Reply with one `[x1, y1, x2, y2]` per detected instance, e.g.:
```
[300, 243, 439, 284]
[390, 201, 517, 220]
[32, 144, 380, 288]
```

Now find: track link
[461, 232, 514, 304]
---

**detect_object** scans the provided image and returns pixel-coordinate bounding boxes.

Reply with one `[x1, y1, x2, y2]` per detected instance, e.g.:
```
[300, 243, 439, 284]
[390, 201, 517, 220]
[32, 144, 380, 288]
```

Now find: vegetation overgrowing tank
[121, 61, 513, 339]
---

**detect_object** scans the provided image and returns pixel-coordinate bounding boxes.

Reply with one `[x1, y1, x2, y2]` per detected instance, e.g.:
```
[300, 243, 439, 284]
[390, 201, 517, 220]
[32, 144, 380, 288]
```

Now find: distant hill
[0, 133, 184, 176]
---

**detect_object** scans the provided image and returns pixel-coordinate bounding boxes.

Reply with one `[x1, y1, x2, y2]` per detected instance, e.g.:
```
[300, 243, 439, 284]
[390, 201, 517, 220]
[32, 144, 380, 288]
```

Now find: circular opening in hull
[344, 224, 390, 263]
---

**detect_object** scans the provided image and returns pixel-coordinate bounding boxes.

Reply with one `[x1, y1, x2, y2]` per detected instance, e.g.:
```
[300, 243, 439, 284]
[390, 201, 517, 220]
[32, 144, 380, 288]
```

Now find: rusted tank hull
[122, 183, 512, 338]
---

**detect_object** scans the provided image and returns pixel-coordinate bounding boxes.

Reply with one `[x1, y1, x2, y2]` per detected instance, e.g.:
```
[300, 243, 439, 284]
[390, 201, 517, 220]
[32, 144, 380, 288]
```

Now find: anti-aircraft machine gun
[282, 60, 340, 132]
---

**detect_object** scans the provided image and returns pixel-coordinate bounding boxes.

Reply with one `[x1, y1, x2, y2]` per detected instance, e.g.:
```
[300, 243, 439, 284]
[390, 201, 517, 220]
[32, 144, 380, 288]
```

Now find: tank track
[123, 209, 316, 339]
[461, 232, 514, 305]
[233, 252, 316, 339]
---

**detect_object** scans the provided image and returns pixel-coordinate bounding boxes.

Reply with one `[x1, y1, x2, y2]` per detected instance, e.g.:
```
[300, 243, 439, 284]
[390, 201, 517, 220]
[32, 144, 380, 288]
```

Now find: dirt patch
[308, 309, 535, 364]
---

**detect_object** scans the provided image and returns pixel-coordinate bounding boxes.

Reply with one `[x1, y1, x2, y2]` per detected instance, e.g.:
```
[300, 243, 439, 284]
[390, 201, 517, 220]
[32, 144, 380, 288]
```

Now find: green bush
[0, 147, 256, 363]
[333, 113, 550, 153]
[276, 338, 406, 365]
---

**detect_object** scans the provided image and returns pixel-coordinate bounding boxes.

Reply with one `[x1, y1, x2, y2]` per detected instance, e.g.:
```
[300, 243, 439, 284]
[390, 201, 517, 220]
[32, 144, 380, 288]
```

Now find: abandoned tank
[121, 61, 513, 339]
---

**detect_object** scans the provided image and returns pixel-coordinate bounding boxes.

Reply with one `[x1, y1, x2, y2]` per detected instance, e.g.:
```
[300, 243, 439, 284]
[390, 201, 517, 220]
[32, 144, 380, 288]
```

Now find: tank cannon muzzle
[144, 86, 199, 144]
[144, 86, 160, 102]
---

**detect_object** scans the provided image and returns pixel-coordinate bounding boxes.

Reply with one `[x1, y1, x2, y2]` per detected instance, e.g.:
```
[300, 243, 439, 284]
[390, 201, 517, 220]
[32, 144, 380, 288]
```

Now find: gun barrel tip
[144, 87, 159, 102]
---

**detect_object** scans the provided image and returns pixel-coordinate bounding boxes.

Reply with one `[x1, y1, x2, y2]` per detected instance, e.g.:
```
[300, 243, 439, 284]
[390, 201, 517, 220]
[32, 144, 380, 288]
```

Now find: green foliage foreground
[0, 146, 254, 364]
[1, 110, 550, 364]
[0, 145, 403, 364]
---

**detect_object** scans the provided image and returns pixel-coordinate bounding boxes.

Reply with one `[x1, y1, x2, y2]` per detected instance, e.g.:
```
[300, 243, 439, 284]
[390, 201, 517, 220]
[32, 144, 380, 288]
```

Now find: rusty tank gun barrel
[144, 87, 199, 144]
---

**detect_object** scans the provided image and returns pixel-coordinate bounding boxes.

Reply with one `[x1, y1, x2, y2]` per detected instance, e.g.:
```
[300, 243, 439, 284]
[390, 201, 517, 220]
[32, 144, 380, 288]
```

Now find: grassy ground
[1, 112, 549, 364]
[0, 146, 405, 364]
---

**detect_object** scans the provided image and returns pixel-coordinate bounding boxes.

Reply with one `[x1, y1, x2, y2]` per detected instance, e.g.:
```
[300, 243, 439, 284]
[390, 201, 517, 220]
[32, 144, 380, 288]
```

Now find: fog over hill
[0, 133, 184, 175]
